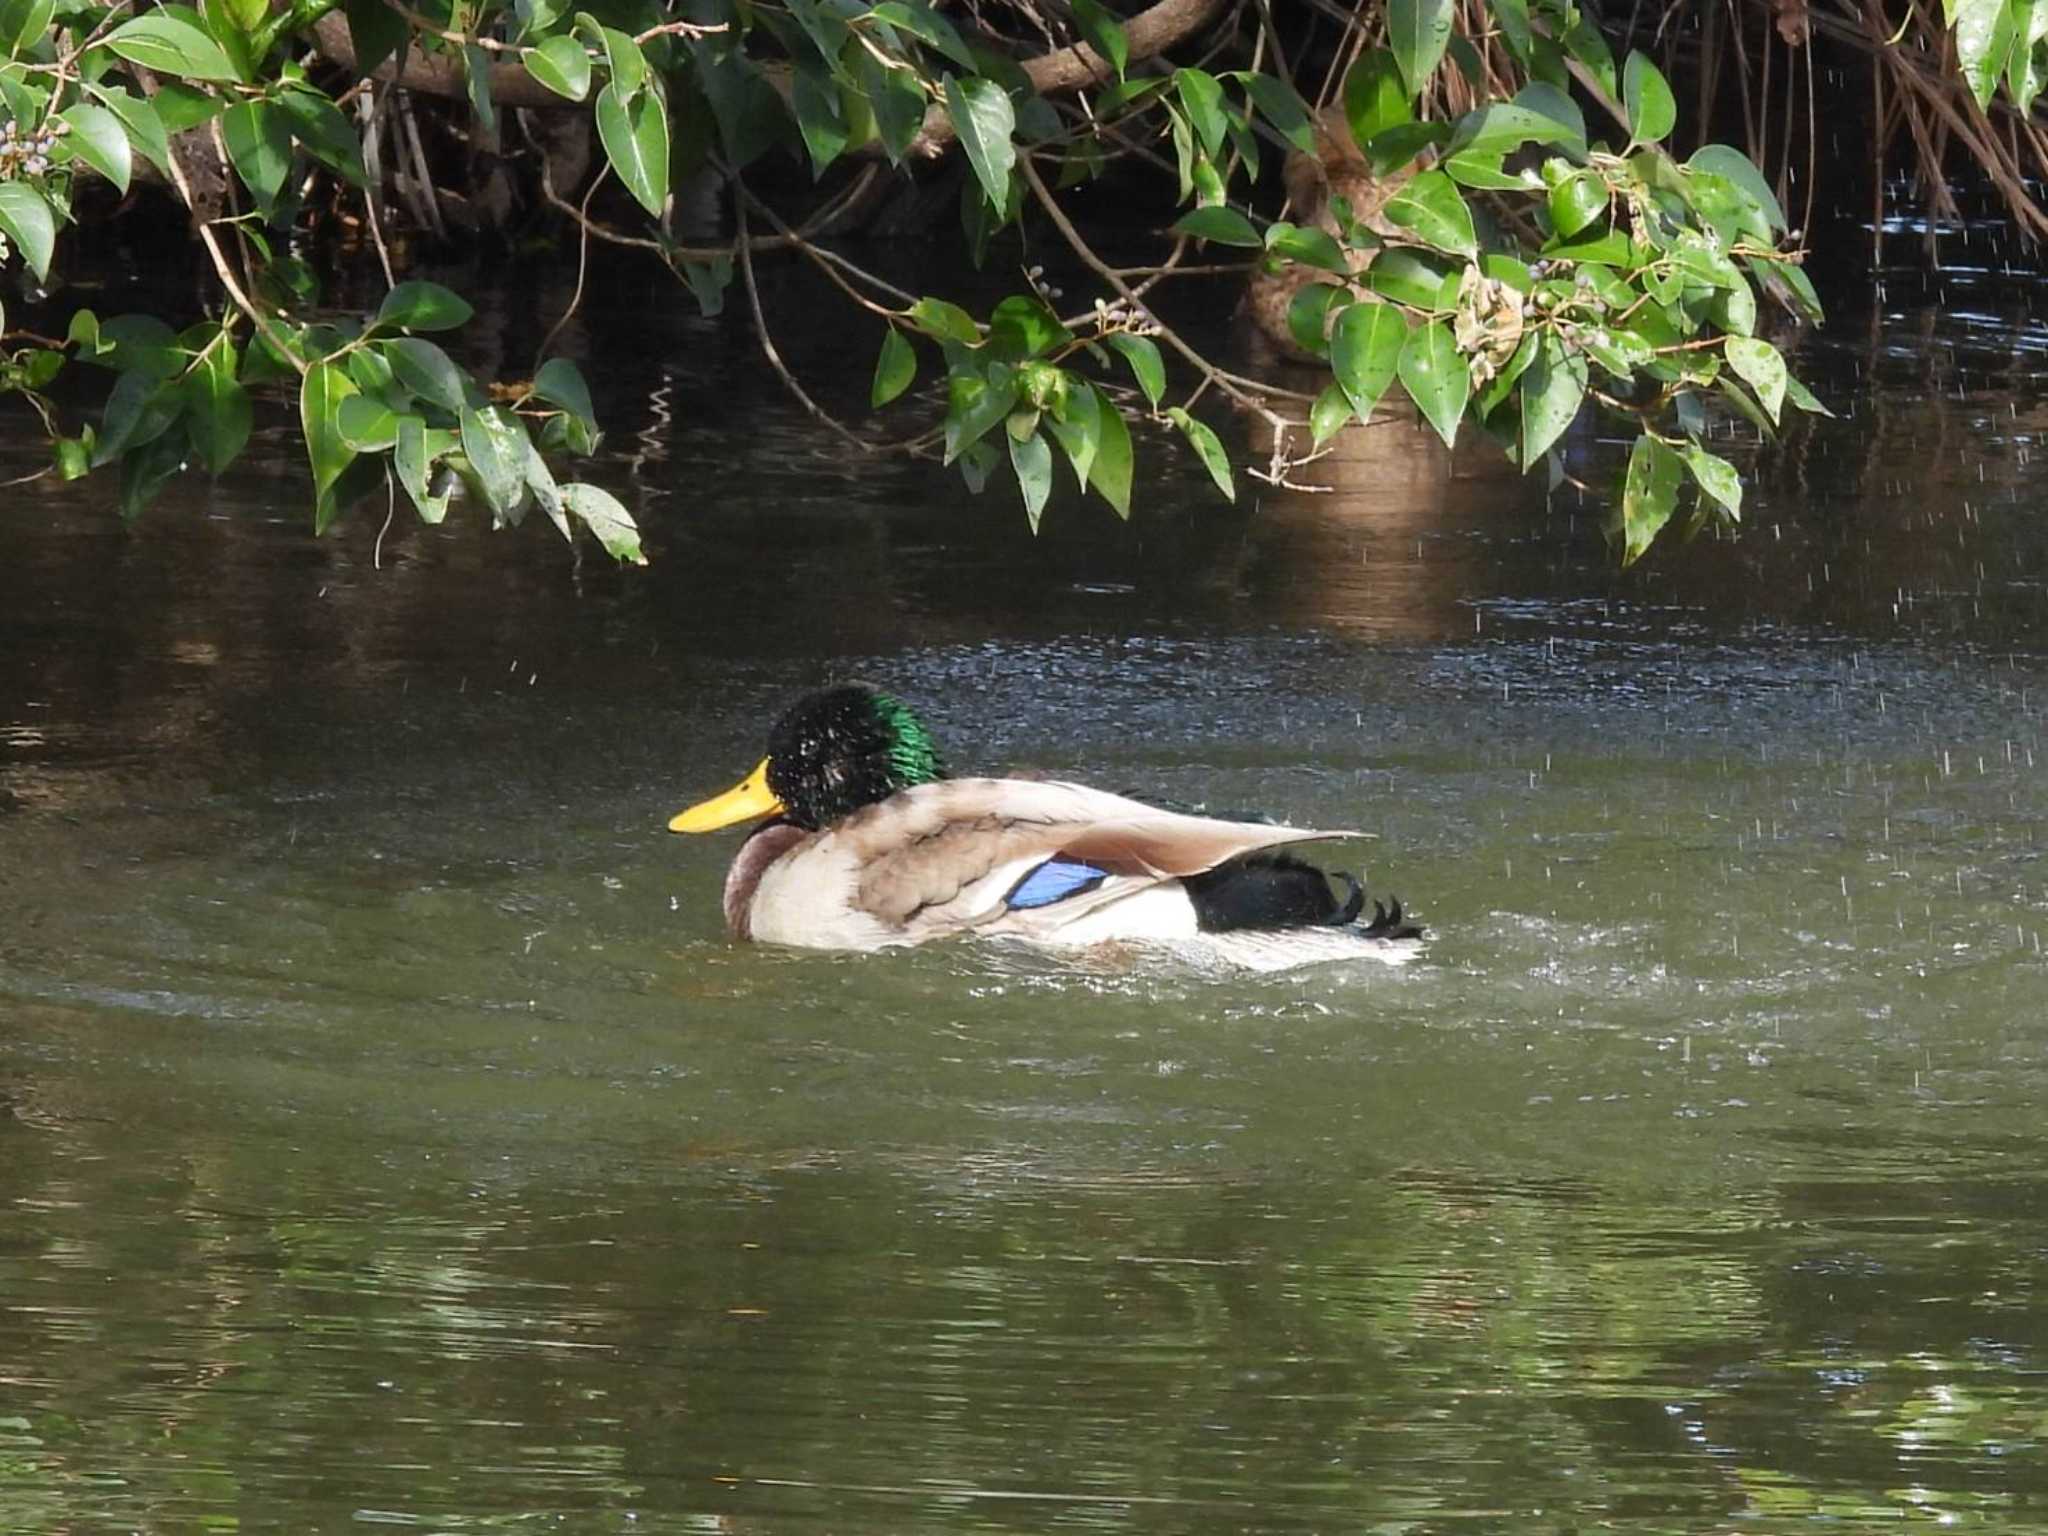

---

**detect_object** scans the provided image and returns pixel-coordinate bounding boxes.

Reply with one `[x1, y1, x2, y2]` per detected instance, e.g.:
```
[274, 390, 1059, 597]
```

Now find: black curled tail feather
[1186, 852, 1421, 938]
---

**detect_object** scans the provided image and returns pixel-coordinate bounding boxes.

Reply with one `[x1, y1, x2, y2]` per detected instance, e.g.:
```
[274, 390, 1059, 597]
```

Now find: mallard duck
[668, 685, 1423, 971]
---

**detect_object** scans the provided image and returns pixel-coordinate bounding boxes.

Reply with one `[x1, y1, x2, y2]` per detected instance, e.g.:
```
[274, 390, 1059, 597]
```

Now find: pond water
[5, 243, 2048, 1531]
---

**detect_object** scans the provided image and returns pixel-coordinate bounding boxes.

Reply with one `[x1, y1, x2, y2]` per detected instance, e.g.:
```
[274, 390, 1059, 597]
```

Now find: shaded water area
[6, 240, 2048, 1531]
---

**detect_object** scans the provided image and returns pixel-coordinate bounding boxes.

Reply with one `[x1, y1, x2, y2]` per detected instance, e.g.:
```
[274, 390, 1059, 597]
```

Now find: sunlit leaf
[1382, 171, 1476, 257]
[1309, 381, 1352, 446]
[1103, 333, 1165, 407]
[1330, 300, 1406, 423]
[1235, 70, 1313, 152]
[221, 99, 291, 215]
[1166, 406, 1233, 502]
[1396, 318, 1467, 447]
[384, 337, 472, 415]
[85, 85, 170, 176]
[524, 35, 592, 100]
[1009, 427, 1053, 531]
[1725, 335, 1787, 423]
[560, 483, 647, 563]
[1171, 206, 1262, 246]
[1681, 441, 1742, 520]
[1173, 67, 1227, 158]
[1387, 0, 1453, 97]
[0, 182, 55, 280]
[1621, 431, 1682, 564]
[910, 297, 981, 345]
[944, 72, 1016, 210]
[300, 361, 359, 532]
[104, 11, 238, 80]
[1085, 381, 1131, 516]
[1622, 50, 1677, 142]
[394, 414, 453, 523]
[1518, 335, 1585, 466]
[55, 103, 132, 194]
[1265, 221, 1348, 272]
[376, 281, 474, 333]
[460, 404, 528, 520]
[184, 339, 250, 473]
[1070, 0, 1127, 77]
[595, 79, 670, 217]
[1343, 48, 1411, 145]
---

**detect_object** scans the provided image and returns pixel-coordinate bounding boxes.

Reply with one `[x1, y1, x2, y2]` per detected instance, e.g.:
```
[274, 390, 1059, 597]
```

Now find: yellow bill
[668, 758, 785, 833]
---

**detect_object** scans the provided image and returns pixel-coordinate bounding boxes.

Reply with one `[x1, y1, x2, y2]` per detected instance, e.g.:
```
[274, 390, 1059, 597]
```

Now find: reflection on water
[5, 248, 2048, 1529]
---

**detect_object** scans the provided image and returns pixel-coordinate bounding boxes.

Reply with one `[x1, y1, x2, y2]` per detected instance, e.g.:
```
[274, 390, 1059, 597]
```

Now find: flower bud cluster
[0, 117, 64, 180]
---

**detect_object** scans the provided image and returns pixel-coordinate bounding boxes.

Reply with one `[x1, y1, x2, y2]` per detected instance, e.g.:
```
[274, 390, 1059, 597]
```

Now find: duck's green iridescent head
[669, 684, 946, 835]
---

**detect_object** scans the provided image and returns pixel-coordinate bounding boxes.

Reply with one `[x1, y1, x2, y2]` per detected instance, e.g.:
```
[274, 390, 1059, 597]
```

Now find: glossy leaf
[1086, 382, 1132, 517]
[944, 364, 1020, 463]
[1382, 171, 1476, 257]
[944, 73, 1016, 210]
[1170, 206, 1262, 246]
[1725, 336, 1787, 423]
[1397, 319, 1467, 447]
[1784, 373, 1835, 417]
[595, 80, 670, 217]
[1165, 406, 1233, 502]
[278, 90, 367, 186]
[792, 64, 848, 176]
[1547, 172, 1607, 238]
[1621, 432, 1682, 564]
[1265, 222, 1348, 272]
[1447, 100, 1585, 157]
[184, 341, 250, 473]
[300, 362, 360, 532]
[1287, 283, 1342, 357]
[1102, 333, 1165, 408]
[1681, 441, 1742, 520]
[910, 297, 981, 345]
[1235, 71, 1314, 153]
[1330, 300, 1406, 423]
[1387, 0, 1453, 97]
[1518, 336, 1586, 466]
[1622, 51, 1676, 142]
[104, 12, 238, 80]
[1009, 428, 1053, 532]
[989, 295, 1066, 358]
[1368, 248, 1457, 310]
[1688, 145, 1788, 232]
[560, 483, 647, 564]
[0, 182, 55, 280]
[1070, 0, 1127, 77]
[56, 103, 132, 194]
[461, 404, 528, 519]
[85, 86, 171, 176]
[377, 281, 474, 333]
[1309, 382, 1352, 446]
[872, 327, 917, 407]
[336, 393, 398, 451]
[1173, 67, 1227, 157]
[0, 0, 52, 58]
[524, 35, 593, 101]
[1957, 0, 2017, 106]
[1044, 378, 1100, 490]
[222, 100, 291, 214]
[1343, 49, 1411, 146]
[385, 337, 471, 415]
[394, 414, 453, 523]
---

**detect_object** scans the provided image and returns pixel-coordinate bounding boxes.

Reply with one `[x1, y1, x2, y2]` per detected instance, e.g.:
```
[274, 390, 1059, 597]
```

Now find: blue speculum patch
[1005, 857, 1109, 909]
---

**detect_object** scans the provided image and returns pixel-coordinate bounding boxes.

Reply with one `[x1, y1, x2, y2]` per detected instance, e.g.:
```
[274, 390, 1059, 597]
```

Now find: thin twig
[735, 201, 878, 456]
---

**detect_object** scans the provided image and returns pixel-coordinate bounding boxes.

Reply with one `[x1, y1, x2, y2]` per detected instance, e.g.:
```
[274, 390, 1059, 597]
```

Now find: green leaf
[1957, 0, 2017, 106]
[522, 434, 568, 541]
[1363, 120, 1450, 176]
[341, 0, 407, 81]
[1309, 381, 1351, 446]
[84, 86, 170, 176]
[532, 356, 599, 448]
[1165, 406, 1233, 502]
[1784, 373, 1834, 416]
[336, 392, 398, 451]
[1367, 248, 1456, 310]
[1329, 300, 1406, 423]
[1443, 150, 1533, 191]
[0, 181, 55, 280]
[1547, 171, 1607, 239]
[869, 0, 976, 70]
[1044, 376, 1099, 489]
[1235, 71, 1313, 153]
[1173, 67, 1227, 157]
[1343, 48, 1411, 146]
[1621, 431, 1682, 564]
[1086, 382, 1132, 517]
[909, 297, 981, 345]
[463, 41, 497, 135]
[300, 362, 359, 532]
[1725, 336, 1786, 423]
[1681, 441, 1742, 520]
[1070, 0, 1127, 77]
[943, 363, 1019, 463]
[384, 336, 471, 415]
[1511, 82, 1585, 149]
[524, 35, 593, 101]
[221, 100, 292, 215]
[1688, 144, 1787, 231]
[103, 12, 238, 80]
[1561, 18, 1619, 99]
[183, 340, 250, 473]
[601, 24, 646, 99]
[560, 483, 646, 564]
[1621, 50, 1676, 143]
[989, 294, 1066, 358]
[1396, 318, 1467, 448]
[394, 413, 452, 523]
[595, 79, 669, 217]
[56, 103, 132, 194]
[460, 404, 528, 520]
[1518, 336, 1586, 466]
[1265, 221, 1348, 272]
[1287, 282, 1342, 357]
[1170, 206, 1262, 246]
[0, 0, 52, 58]
[376, 280, 473, 332]
[943, 72, 1016, 210]
[791, 64, 848, 176]
[1009, 427, 1053, 531]
[278, 89, 367, 186]
[1102, 332, 1164, 407]
[93, 367, 179, 467]
[1446, 100, 1585, 158]
[152, 81, 224, 135]
[1387, 0, 1453, 96]
[872, 326, 916, 406]
[1382, 171, 1476, 257]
